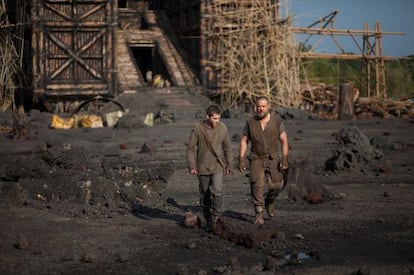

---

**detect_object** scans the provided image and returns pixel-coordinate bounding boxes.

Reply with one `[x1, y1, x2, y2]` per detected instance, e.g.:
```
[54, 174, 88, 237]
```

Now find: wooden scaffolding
[31, 0, 118, 100]
[291, 11, 405, 99]
[0, 0, 29, 112]
[201, 0, 301, 108]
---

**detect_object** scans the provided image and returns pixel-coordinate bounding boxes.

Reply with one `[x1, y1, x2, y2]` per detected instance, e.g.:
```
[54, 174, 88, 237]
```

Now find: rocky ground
[0, 89, 413, 275]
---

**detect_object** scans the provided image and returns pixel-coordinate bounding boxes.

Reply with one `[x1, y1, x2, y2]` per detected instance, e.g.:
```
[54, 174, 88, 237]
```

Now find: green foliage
[297, 42, 312, 53]
[300, 58, 361, 86]
[300, 56, 414, 98]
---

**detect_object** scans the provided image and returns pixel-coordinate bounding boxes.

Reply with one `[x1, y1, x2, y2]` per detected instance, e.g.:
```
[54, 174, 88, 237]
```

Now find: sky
[285, 0, 414, 57]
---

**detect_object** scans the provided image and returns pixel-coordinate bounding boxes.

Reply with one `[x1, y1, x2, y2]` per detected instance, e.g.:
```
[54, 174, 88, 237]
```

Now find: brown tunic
[243, 114, 285, 183]
[186, 121, 233, 175]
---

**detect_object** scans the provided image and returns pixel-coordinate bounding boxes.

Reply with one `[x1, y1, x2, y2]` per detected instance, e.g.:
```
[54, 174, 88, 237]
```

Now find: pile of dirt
[325, 126, 386, 174]
[0, 138, 174, 217]
[280, 158, 340, 203]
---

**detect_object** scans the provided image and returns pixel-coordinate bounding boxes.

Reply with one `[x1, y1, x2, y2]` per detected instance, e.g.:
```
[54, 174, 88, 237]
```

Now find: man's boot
[206, 218, 214, 232]
[254, 206, 264, 225]
[265, 198, 275, 218]
[203, 210, 214, 232]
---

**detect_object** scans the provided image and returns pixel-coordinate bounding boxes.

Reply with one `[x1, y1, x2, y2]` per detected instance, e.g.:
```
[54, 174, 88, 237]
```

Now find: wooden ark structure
[4, 0, 300, 110]
[3, 0, 407, 115]
[31, 0, 118, 100]
[29, 0, 197, 104]
[115, 0, 299, 107]
[165, 0, 301, 108]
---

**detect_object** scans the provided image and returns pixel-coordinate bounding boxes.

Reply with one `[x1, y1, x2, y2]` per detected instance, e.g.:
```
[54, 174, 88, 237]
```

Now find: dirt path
[1, 111, 413, 274]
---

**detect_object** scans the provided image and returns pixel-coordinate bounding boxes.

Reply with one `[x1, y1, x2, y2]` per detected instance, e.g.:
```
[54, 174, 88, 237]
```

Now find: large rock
[214, 216, 279, 248]
[325, 126, 384, 173]
[279, 158, 337, 203]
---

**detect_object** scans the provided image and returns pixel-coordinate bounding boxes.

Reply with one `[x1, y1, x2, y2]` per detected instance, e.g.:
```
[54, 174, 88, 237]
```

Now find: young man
[186, 105, 233, 231]
[238, 96, 289, 225]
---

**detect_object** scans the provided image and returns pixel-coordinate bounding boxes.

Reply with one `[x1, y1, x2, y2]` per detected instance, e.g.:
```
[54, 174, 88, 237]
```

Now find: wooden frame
[31, 0, 118, 98]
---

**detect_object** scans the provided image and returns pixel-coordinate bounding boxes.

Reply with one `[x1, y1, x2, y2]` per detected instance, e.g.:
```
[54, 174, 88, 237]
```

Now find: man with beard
[238, 96, 289, 224]
[186, 105, 233, 231]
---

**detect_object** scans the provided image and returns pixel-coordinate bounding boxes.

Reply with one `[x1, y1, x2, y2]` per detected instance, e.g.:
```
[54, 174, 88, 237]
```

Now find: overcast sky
[285, 0, 414, 56]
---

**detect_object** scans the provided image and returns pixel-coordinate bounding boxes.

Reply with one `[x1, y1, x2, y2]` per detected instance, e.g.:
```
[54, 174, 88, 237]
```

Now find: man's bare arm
[279, 131, 289, 170]
[238, 134, 249, 172]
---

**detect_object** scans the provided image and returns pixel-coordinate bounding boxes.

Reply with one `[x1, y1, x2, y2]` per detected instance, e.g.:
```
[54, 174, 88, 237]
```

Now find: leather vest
[247, 114, 281, 160]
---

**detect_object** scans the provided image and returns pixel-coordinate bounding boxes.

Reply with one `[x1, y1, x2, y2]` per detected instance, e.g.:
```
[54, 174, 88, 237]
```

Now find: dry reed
[0, 0, 25, 112]
[204, 0, 301, 108]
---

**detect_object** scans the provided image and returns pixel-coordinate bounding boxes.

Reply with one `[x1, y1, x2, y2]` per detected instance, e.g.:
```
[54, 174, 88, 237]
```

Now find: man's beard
[206, 120, 218, 128]
[257, 111, 268, 120]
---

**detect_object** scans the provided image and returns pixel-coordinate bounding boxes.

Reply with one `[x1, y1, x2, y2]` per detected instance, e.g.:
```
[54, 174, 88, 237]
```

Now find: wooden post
[338, 81, 355, 120]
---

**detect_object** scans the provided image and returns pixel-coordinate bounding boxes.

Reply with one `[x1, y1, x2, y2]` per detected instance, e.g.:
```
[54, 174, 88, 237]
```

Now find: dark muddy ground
[0, 91, 413, 275]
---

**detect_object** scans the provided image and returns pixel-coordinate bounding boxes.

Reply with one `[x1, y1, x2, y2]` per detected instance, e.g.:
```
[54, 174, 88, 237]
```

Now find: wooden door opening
[130, 45, 172, 87]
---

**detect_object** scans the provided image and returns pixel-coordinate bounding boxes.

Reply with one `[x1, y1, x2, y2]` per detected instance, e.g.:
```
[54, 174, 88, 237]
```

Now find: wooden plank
[43, 22, 109, 28]
[45, 90, 110, 97]
[338, 82, 355, 120]
[291, 27, 405, 36]
[46, 30, 106, 80]
[31, 0, 118, 98]
[47, 84, 107, 90]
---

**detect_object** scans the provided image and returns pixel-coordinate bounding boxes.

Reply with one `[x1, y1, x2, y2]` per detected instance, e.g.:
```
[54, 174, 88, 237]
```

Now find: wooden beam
[291, 27, 405, 36]
[299, 52, 403, 61]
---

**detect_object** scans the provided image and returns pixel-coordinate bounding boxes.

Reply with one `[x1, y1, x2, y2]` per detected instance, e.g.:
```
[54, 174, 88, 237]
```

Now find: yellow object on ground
[152, 74, 164, 87]
[105, 110, 124, 127]
[51, 114, 75, 129]
[51, 114, 103, 129]
[144, 112, 154, 127]
[79, 114, 103, 128]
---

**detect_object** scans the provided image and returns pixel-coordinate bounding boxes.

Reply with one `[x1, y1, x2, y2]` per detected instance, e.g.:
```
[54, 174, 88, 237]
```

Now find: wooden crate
[31, 0, 118, 99]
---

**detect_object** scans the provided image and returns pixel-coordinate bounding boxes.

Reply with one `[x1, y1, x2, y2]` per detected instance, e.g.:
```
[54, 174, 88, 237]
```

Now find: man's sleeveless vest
[246, 114, 284, 184]
[247, 114, 282, 161]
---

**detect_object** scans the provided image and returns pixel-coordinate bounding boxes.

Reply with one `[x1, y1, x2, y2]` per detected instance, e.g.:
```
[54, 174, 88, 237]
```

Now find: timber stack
[300, 83, 414, 119]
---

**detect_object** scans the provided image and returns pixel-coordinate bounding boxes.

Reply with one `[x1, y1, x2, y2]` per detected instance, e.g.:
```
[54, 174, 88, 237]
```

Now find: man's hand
[189, 168, 198, 175]
[280, 155, 288, 170]
[238, 157, 247, 173]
